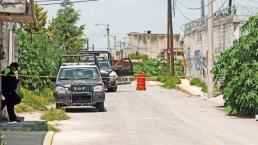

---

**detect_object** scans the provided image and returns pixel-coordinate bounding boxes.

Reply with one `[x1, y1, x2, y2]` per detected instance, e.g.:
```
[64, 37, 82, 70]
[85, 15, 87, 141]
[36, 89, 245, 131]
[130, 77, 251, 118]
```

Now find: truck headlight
[94, 86, 105, 92]
[55, 86, 66, 94]
[109, 71, 118, 80]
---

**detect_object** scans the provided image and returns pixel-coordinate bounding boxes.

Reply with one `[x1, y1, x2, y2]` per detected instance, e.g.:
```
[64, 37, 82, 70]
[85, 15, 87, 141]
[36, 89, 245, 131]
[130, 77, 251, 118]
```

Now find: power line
[174, 0, 193, 21]
[37, 0, 98, 5]
[176, 0, 216, 10]
[187, 0, 228, 23]
[234, 0, 258, 9]
[176, 0, 228, 23]
[36, 0, 61, 2]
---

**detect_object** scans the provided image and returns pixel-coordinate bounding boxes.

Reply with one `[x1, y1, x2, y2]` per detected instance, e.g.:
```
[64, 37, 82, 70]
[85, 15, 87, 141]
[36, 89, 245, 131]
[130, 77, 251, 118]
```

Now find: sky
[42, 0, 257, 50]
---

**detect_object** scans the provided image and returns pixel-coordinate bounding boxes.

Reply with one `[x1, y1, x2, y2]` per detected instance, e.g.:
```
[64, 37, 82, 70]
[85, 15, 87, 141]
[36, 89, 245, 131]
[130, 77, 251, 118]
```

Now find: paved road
[52, 82, 258, 145]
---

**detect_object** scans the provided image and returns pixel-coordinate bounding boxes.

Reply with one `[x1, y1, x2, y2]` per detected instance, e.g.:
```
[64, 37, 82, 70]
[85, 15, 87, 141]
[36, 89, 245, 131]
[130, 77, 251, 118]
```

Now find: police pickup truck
[80, 51, 134, 92]
[54, 55, 105, 111]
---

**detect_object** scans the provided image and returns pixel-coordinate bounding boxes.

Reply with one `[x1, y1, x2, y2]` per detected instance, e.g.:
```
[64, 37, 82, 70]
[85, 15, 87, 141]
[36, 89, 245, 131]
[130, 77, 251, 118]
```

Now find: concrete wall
[125, 33, 181, 58]
[184, 15, 250, 80]
[0, 22, 18, 68]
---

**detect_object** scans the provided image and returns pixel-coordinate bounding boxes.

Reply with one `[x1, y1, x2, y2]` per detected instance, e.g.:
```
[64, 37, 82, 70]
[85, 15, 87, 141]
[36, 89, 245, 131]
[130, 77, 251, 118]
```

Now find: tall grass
[15, 87, 54, 113]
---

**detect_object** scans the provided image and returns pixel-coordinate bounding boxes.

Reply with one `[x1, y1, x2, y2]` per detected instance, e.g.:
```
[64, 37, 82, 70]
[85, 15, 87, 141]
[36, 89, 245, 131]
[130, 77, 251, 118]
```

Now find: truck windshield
[58, 67, 101, 80]
[98, 60, 112, 69]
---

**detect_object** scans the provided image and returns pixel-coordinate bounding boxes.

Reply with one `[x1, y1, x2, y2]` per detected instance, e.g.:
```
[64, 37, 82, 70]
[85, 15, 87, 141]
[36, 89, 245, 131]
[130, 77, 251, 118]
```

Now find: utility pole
[0, 21, 3, 120]
[207, 0, 214, 98]
[229, 0, 232, 7]
[167, 0, 175, 75]
[112, 35, 117, 59]
[106, 24, 111, 52]
[92, 44, 95, 51]
[229, 0, 232, 14]
[86, 38, 89, 50]
[8, 22, 15, 64]
[201, 0, 205, 18]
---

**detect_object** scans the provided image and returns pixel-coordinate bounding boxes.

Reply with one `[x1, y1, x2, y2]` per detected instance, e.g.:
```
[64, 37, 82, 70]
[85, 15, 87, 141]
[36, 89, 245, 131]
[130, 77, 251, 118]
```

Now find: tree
[21, 5, 47, 33]
[17, 6, 61, 91]
[17, 29, 61, 91]
[48, 0, 86, 54]
[212, 14, 258, 116]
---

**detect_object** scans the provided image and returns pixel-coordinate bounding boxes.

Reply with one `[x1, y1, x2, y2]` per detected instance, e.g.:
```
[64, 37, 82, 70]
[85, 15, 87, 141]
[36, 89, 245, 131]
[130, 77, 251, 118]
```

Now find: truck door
[113, 58, 134, 77]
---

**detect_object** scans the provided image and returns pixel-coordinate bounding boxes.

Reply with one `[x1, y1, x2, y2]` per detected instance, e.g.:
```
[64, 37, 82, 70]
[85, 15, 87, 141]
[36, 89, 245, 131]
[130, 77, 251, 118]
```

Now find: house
[123, 31, 183, 59]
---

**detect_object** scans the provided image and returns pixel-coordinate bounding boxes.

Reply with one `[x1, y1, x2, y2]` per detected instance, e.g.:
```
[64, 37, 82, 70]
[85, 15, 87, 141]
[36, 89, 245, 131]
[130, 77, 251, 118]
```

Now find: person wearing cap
[1, 62, 21, 122]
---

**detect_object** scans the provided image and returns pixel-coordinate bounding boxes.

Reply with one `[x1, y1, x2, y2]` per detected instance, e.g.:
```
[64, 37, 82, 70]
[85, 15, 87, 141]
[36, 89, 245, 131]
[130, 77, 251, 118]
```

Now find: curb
[43, 121, 58, 145]
[43, 131, 54, 145]
[176, 85, 199, 96]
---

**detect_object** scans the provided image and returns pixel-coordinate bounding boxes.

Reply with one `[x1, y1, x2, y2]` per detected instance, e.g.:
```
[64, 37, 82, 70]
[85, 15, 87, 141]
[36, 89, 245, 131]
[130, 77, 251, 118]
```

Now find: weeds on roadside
[162, 76, 181, 89]
[15, 87, 54, 112]
[0, 135, 6, 145]
[41, 109, 70, 121]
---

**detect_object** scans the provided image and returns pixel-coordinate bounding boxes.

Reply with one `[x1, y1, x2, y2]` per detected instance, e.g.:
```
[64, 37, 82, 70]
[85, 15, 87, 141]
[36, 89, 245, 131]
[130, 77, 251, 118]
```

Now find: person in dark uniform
[1, 62, 21, 122]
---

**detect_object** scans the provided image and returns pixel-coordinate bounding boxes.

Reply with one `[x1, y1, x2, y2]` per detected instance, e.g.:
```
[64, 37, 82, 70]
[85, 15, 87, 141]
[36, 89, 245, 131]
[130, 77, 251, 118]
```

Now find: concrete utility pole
[0, 21, 3, 120]
[229, 0, 232, 14]
[167, 0, 175, 75]
[92, 44, 95, 51]
[207, 0, 214, 98]
[112, 35, 117, 59]
[86, 38, 89, 50]
[229, 0, 232, 7]
[201, 0, 205, 18]
[106, 24, 111, 52]
[8, 22, 15, 64]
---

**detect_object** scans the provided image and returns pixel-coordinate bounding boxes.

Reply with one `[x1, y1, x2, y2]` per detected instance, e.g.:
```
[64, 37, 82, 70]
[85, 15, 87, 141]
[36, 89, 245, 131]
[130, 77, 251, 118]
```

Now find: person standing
[1, 62, 21, 122]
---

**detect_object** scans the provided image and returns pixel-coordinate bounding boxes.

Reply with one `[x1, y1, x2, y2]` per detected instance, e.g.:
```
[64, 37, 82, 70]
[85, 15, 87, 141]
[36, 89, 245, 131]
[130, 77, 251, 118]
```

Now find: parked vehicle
[81, 51, 134, 92]
[54, 62, 105, 111]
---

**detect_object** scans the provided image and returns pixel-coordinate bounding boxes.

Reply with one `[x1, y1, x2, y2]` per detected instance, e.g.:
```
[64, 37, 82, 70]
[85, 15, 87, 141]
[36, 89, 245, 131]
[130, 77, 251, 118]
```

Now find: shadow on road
[64, 107, 107, 113]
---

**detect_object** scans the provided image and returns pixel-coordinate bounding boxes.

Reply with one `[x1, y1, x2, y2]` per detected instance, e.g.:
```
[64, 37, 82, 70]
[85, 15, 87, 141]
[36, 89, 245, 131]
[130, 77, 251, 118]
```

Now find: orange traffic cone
[136, 72, 146, 91]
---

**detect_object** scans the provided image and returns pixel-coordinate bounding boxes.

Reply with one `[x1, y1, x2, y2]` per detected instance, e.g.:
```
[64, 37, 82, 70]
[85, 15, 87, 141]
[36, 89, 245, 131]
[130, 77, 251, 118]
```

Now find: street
[52, 82, 258, 145]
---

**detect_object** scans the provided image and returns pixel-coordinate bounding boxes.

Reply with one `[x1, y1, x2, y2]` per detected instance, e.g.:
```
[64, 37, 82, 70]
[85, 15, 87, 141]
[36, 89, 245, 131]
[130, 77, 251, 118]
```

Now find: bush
[175, 60, 184, 76]
[201, 85, 208, 93]
[159, 76, 169, 83]
[133, 54, 167, 77]
[41, 109, 70, 121]
[163, 76, 181, 89]
[212, 14, 258, 117]
[224, 105, 234, 114]
[190, 78, 203, 87]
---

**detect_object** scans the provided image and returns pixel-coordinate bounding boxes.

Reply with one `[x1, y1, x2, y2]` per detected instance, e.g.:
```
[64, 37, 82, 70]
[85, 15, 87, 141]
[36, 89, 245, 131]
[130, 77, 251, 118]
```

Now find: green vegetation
[190, 78, 203, 87]
[0, 135, 6, 145]
[15, 87, 54, 112]
[162, 76, 181, 89]
[201, 85, 208, 93]
[48, 0, 86, 54]
[41, 109, 70, 121]
[15, 103, 34, 113]
[224, 105, 234, 114]
[128, 52, 149, 60]
[190, 78, 209, 93]
[212, 13, 258, 117]
[175, 60, 184, 76]
[17, 1, 86, 91]
[48, 124, 60, 132]
[133, 54, 167, 77]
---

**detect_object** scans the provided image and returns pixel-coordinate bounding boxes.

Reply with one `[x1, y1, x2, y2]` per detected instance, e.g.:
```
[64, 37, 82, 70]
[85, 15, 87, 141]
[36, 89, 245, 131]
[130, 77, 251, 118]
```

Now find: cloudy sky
[42, 0, 256, 50]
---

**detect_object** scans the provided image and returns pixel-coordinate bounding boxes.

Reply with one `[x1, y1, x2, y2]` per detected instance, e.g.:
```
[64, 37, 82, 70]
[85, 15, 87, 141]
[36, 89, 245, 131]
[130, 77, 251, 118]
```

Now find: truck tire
[108, 86, 117, 92]
[56, 103, 62, 109]
[96, 102, 105, 112]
